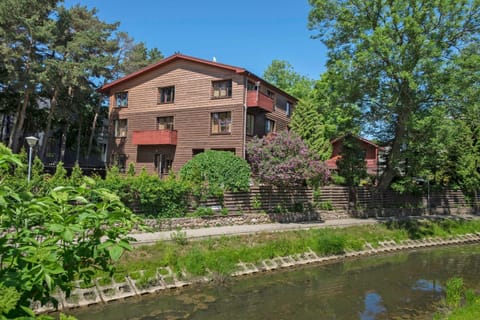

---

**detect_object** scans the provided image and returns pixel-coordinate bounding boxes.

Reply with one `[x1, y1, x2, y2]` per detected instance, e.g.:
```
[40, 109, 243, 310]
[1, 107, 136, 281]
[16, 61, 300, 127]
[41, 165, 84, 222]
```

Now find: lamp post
[414, 177, 430, 214]
[25, 136, 39, 183]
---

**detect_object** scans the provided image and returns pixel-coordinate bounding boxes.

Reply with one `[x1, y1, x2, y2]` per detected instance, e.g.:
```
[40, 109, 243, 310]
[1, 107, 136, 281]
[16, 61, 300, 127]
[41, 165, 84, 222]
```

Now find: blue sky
[64, 0, 328, 79]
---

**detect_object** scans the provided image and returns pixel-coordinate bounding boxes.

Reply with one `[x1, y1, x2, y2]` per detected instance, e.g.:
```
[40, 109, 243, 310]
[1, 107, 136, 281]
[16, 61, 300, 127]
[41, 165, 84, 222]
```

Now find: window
[286, 101, 292, 117]
[265, 119, 275, 134]
[114, 119, 128, 137]
[247, 81, 258, 91]
[157, 116, 174, 130]
[212, 80, 232, 98]
[246, 113, 255, 136]
[158, 86, 175, 104]
[211, 112, 232, 134]
[115, 92, 128, 107]
[112, 153, 127, 172]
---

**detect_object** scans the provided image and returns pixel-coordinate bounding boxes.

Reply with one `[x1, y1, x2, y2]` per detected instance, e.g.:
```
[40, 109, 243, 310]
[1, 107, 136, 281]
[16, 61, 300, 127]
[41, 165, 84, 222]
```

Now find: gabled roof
[98, 53, 298, 101]
[331, 134, 382, 149]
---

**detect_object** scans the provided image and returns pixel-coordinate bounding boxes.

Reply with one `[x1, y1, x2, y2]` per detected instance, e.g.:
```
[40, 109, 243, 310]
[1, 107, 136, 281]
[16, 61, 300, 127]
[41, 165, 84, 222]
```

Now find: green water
[69, 245, 480, 319]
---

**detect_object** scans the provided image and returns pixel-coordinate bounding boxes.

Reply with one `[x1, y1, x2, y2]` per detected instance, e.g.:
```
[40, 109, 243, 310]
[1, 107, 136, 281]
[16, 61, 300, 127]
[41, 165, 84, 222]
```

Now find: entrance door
[154, 154, 173, 178]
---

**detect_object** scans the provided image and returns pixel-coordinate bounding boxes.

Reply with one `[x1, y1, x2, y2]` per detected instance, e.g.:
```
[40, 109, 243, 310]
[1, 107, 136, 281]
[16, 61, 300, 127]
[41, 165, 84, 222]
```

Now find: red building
[326, 135, 383, 175]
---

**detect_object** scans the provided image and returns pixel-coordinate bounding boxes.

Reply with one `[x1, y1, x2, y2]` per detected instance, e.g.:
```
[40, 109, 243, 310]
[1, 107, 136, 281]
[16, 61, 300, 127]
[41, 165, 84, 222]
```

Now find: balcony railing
[247, 91, 274, 112]
[132, 129, 177, 145]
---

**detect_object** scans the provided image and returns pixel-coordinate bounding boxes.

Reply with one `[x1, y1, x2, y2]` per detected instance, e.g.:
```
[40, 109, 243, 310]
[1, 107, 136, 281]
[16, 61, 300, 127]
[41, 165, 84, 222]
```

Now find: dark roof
[98, 53, 298, 102]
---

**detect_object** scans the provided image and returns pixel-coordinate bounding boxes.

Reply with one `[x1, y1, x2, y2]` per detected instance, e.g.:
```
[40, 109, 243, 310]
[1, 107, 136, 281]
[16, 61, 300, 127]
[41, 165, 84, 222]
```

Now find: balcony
[132, 130, 177, 145]
[247, 91, 274, 112]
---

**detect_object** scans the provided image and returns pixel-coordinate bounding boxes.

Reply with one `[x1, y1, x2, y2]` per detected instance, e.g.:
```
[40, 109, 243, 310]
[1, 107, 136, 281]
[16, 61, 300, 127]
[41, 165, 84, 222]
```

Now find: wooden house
[326, 135, 384, 176]
[98, 54, 297, 176]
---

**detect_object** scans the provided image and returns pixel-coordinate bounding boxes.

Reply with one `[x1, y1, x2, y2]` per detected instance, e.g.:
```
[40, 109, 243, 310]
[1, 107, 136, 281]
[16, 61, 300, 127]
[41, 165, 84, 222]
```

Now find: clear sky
[63, 0, 328, 79]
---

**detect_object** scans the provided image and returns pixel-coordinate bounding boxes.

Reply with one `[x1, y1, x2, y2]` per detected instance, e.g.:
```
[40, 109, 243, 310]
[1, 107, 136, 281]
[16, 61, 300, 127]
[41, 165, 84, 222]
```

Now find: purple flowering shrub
[247, 131, 330, 187]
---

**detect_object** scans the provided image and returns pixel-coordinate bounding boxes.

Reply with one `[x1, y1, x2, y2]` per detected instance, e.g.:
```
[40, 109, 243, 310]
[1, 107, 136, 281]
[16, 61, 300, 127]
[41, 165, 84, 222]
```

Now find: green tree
[336, 134, 368, 187]
[290, 97, 332, 160]
[39, 4, 119, 160]
[114, 32, 163, 77]
[0, 0, 59, 152]
[308, 0, 480, 191]
[263, 60, 314, 100]
[290, 71, 362, 161]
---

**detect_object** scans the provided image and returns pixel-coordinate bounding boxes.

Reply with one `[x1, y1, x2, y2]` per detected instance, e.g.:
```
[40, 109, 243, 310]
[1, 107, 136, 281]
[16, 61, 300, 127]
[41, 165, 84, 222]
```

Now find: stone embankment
[140, 211, 351, 232]
[36, 232, 480, 313]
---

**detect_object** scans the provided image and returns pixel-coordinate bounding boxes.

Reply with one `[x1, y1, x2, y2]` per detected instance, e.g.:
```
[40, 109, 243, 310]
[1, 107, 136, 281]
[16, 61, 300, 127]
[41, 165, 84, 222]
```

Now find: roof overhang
[97, 53, 298, 102]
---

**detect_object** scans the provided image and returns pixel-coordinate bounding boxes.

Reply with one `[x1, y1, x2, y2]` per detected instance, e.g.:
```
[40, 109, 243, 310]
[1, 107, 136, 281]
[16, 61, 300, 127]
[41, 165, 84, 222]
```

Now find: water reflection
[69, 245, 480, 320]
[360, 292, 387, 320]
[412, 279, 443, 293]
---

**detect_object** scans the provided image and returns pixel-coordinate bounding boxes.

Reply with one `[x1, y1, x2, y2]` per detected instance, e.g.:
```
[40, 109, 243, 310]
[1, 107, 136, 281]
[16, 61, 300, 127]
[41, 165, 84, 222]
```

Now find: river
[68, 244, 480, 319]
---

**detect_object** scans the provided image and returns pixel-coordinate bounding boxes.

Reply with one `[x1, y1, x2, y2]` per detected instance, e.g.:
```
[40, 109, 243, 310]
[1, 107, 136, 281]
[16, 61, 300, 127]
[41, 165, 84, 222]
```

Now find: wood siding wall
[107, 59, 295, 173]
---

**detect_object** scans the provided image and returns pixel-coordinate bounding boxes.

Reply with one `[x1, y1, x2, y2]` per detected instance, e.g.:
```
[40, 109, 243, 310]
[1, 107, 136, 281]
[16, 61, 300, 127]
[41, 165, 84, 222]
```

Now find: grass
[433, 277, 480, 320]
[94, 218, 480, 284]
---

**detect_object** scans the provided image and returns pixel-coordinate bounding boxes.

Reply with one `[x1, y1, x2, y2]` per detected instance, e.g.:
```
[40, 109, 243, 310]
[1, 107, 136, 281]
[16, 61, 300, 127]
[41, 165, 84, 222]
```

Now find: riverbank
[38, 216, 480, 313]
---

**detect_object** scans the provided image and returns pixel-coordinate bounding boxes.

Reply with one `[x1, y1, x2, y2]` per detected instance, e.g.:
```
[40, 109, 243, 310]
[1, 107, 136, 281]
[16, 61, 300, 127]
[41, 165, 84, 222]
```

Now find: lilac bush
[247, 131, 330, 187]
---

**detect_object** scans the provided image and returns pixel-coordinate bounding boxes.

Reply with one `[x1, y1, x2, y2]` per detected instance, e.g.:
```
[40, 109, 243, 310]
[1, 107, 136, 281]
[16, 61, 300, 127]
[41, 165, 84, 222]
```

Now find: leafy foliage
[0, 145, 138, 318]
[336, 134, 368, 187]
[179, 150, 251, 199]
[247, 130, 329, 187]
[263, 60, 314, 100]
[96, 168, 191, 218]
[290, 97, 332, 160]
[308, 0, 480, 191]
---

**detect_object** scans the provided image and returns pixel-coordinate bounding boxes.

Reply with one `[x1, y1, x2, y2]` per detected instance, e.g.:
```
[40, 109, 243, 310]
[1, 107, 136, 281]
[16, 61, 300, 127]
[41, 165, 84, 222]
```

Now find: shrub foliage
[247, 131, 330, 187]
[0, 144, 138, 318]
[179, 150, 251, 198]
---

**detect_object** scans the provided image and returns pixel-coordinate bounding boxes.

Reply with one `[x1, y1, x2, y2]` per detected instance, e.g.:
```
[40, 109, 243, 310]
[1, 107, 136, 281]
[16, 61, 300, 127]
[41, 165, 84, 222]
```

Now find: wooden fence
[197, 186, 479, 217]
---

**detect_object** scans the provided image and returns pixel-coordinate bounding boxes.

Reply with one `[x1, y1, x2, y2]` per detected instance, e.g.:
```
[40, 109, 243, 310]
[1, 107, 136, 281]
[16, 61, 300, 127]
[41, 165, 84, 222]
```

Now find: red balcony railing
[247, 91, 274, 112]
[132, 130, 177, 145]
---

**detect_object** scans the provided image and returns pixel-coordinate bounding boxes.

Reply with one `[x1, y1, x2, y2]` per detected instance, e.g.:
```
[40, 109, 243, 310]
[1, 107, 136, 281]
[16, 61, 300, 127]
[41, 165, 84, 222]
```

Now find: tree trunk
[376, 110, 410, 192]
[86, 104, 100, 161]
[9, 87, 31, 153]
[39, 88, 59, 159]
[75, 114, 82, 163]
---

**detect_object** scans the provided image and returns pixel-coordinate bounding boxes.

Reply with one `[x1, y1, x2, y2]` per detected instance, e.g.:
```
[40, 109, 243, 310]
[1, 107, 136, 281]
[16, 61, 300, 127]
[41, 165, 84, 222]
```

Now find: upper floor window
[246, 113, 255, 136]
[212, 80, 232, 99]
[247, 81, 259, 91]
[266, 89, 275, 108]
[157, 116, 174, 130]
[158, 86, 175, 104]
[265, 119, 275, 134]
[211, 111, 231, 134]
[114, 119, 128, 137]
[115, 92, 128, 107]
[286, 101, 292, 117]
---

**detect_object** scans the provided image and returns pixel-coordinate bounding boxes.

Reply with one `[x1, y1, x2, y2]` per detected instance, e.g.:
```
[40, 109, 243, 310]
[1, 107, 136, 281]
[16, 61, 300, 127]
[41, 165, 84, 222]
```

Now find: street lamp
[25, 136, 39, 183]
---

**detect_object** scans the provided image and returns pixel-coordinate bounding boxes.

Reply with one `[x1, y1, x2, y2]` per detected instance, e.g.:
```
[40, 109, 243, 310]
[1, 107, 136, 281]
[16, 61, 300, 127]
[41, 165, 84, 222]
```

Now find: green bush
[96, 169, 191, 218]
[179, 150, 251, 199]
[193, 206, 215, 217]
[0, 145, 138, 318]
[130, 173, 191, 218]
